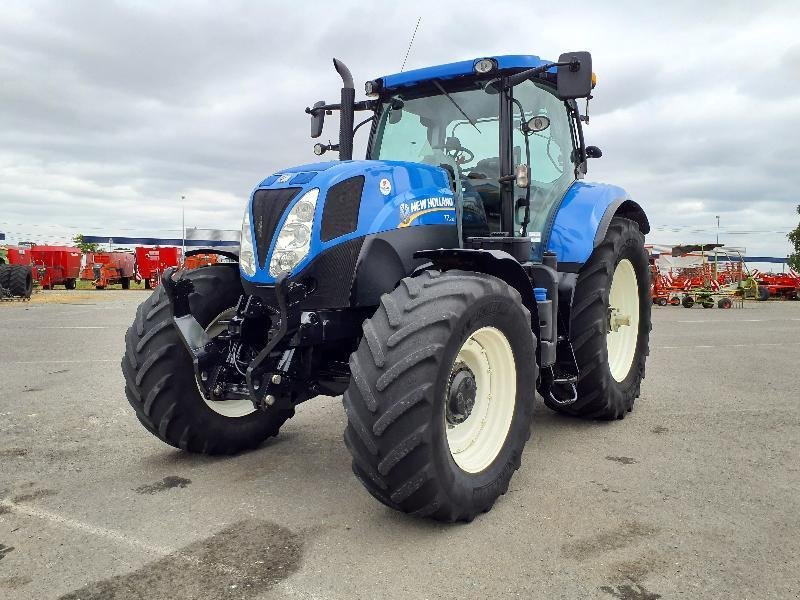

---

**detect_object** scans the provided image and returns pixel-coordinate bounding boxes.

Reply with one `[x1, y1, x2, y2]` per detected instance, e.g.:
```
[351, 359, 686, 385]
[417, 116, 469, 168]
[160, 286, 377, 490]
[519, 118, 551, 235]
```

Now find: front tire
[342, 270, 536, 522]
[546, 217, 651, 420]
[121, 265, 293, 454]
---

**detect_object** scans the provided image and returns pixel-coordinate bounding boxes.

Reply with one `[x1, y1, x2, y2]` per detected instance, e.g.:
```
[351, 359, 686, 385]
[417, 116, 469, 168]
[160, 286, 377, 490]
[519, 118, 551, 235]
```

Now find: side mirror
[586, 145, 602, 158]
[310, 100, 326, 138]
[556, 51, 593, 100]
[522, 115, 550, 134]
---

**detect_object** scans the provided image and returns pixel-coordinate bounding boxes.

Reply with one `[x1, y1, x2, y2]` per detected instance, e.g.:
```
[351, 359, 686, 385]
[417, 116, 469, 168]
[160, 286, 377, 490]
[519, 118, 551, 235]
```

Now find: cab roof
[378, 54, 551, 90]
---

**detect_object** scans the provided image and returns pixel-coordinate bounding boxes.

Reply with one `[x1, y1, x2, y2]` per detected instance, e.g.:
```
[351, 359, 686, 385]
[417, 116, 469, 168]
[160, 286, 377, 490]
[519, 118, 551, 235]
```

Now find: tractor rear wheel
[5, 265, 33, 298]
[545, 217, 650, 420]
[342, 270, 536, 521]
[121, 265, 293, 454]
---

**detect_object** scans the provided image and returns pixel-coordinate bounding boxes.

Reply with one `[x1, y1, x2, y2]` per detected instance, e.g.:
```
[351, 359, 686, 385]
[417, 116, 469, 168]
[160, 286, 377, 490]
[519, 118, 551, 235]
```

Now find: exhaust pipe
[333, 58, 355, 161]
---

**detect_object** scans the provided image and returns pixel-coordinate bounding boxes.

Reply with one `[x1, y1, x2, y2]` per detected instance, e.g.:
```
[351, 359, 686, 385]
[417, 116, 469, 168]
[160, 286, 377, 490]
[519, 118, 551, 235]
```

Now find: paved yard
[1, 291, 798, 599]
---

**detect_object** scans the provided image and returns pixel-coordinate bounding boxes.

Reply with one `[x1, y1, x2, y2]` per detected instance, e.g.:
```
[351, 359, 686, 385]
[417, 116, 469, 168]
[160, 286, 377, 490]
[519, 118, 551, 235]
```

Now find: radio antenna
[400, 17, 421, 72]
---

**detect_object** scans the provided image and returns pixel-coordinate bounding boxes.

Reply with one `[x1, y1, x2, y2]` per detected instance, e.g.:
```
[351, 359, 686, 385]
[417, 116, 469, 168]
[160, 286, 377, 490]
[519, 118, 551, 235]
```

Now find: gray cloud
[1, 0, 799, 259]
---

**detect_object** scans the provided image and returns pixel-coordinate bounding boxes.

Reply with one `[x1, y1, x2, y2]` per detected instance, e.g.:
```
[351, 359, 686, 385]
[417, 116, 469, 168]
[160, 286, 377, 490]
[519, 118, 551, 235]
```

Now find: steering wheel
[449, 147, 474, 164]
[444, 136, 475, 165]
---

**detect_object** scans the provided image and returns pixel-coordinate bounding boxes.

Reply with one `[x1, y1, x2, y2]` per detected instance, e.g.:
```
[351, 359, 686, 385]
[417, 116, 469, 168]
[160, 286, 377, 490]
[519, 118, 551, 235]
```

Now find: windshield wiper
[432, 80, 481, 133]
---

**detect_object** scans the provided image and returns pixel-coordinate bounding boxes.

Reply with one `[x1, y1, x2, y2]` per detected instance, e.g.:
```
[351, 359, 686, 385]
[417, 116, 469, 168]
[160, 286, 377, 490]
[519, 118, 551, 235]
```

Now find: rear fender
[546, 181, 649, 272]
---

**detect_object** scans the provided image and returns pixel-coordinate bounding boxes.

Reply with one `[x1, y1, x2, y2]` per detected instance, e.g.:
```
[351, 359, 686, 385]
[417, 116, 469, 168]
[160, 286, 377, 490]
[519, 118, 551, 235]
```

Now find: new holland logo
[398, 196, 455, 228]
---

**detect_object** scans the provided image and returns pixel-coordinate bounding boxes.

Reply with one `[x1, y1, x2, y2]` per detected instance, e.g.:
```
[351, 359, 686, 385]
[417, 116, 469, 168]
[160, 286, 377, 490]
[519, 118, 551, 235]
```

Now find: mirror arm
[503, 60, 574, 90]
[305, 100, 377, 116]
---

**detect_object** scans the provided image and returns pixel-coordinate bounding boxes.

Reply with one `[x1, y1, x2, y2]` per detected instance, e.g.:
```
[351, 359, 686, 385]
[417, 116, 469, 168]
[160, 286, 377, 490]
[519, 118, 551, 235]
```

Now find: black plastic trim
[321, 176, 364, 242]
[594, 198, 650, 247]
[252, 187, 302, 267]
[353, 224, 459, 307]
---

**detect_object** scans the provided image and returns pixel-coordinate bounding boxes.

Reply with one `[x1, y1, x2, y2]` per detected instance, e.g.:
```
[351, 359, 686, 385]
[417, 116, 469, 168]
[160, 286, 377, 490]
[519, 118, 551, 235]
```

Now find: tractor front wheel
[121, 265, 294, 454]
[545, 217, 650, 420]
[342, 270, 536, 521]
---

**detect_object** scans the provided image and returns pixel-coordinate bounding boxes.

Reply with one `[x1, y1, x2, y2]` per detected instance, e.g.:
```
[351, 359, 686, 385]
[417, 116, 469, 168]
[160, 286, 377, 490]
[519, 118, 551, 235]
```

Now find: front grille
[321, 176, 364, 242]
[252, 188, 302, 267]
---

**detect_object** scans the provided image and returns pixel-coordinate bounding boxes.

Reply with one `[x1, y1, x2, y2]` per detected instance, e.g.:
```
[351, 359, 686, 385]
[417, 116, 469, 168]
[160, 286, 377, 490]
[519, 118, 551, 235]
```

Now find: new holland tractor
[122, 52, 651, 522]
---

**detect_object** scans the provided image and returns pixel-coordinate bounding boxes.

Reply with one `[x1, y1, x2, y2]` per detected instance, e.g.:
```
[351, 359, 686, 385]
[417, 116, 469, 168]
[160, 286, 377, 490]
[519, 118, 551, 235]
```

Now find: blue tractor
[123, 52, 651, 522]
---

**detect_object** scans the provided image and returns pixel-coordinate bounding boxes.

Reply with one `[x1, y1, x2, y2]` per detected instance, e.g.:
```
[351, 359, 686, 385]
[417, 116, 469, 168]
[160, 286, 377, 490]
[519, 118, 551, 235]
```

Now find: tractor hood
[243, 159, 456, 285]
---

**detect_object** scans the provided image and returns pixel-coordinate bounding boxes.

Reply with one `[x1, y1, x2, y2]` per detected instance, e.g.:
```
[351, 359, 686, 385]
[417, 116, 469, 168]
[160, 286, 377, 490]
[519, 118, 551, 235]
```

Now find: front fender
[546, 181, 649, 270]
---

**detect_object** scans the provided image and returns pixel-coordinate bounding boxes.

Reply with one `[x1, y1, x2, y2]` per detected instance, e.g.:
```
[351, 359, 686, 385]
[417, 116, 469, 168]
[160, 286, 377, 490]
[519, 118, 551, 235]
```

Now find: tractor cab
[312, 54, 595, 261]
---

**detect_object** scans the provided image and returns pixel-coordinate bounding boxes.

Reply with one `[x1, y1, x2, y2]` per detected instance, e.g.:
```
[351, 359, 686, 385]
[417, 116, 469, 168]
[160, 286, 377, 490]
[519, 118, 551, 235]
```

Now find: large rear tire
[342, 270, 536, 522]
[545, 217, 650, 420]
[0, 264, 11, 290]
[6, 265, 33, 298]
[121, 265, 293, 454]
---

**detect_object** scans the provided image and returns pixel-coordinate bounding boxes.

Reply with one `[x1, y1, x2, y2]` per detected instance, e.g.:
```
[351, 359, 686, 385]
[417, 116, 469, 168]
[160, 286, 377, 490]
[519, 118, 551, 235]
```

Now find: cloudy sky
[1, 0, 799, 258]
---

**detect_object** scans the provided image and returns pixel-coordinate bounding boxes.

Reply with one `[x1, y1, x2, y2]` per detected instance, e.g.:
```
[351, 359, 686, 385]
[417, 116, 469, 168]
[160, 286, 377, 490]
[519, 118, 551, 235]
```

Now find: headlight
[239, 205, 256, 276]
[269, 188, 318, 277]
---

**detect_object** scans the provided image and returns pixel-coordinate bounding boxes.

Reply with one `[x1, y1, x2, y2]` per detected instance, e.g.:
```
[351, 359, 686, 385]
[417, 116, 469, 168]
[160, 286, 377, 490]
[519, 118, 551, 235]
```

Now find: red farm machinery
[136, 247, 220, 289]
[0, 246, 36, 299]
[81, 251, 136, 289]
[29, 245, 83, 289]
[1, 244, 82, 297]
[751, 270, 800, 300]
[135, 246, 179, 289]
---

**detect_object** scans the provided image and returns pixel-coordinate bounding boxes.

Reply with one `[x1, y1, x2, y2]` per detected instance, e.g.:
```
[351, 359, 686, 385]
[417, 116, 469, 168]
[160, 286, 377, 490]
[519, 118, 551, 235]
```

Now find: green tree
[73, 233, 99, 253]
[789, 205, 800, 272]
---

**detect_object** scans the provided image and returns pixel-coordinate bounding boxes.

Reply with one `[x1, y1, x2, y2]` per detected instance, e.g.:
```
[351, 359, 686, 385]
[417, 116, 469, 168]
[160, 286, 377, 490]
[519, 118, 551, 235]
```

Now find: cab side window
[511, 81, 576, 247]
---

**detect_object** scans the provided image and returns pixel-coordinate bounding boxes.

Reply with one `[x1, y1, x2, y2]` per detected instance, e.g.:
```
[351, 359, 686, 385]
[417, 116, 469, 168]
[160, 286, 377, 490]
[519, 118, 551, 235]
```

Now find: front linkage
[161, 267, 357, 414]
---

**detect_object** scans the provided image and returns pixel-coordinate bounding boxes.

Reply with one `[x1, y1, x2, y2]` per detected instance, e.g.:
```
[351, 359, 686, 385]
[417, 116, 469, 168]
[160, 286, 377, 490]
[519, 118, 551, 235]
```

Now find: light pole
[181, 195, 186, 265]
[714, 215, 720, 278]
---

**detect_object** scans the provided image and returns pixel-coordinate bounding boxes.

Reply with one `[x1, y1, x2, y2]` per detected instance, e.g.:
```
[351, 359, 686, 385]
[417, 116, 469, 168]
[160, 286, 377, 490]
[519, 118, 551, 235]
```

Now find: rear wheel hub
[446, 364, 477, 425]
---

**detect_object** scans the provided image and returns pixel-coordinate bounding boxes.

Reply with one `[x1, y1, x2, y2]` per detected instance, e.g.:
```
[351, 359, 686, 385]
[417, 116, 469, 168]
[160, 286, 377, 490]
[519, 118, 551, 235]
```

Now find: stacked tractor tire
[0, 264, 34, 299]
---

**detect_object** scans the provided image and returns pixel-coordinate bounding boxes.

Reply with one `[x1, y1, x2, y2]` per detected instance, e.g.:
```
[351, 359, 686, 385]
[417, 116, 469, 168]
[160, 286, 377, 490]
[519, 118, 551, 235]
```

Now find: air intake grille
[252, 187, 302, 267]
[321, 176, 364, 242]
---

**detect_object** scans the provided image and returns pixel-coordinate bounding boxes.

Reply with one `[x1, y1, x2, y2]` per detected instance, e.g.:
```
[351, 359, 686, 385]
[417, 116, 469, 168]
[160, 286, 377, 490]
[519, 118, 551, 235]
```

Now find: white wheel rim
[445, 326, 516, 474]
[196, 308, 257, 418]
[606, 259, 640, 382]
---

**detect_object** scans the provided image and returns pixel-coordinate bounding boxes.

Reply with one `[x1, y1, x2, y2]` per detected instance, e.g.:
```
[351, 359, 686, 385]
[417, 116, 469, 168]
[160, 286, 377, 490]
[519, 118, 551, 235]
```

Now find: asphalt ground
[1, 291, 798, 599]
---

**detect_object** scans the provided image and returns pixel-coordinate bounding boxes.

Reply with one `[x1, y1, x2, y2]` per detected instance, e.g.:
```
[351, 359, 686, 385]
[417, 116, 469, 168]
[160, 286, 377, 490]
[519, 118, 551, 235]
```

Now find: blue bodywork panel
[546, 181, 629, 264]
[380, 55, 551, 90]
[243, 160, 456, 284]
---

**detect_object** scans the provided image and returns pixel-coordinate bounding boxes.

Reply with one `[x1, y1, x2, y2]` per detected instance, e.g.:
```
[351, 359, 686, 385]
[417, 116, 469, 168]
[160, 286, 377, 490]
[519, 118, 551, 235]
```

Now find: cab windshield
[370, 81, 503, 235]
[369, 79, 576, 244]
